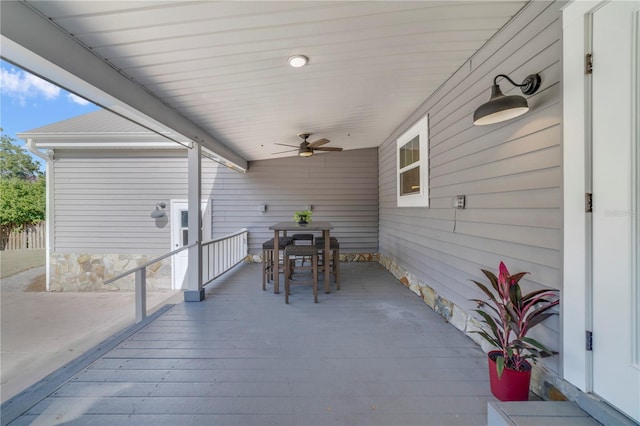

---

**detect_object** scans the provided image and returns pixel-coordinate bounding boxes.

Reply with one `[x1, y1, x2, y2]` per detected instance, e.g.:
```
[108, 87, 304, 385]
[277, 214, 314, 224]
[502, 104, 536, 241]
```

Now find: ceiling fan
[273, 133, 343, 157]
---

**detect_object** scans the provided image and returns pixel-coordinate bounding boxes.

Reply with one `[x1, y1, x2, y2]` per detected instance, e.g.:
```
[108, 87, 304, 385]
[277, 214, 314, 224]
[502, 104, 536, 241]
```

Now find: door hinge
[586, 330, 593, 351]
[585, 193, 593, 213]
[586, 53, 593, 74]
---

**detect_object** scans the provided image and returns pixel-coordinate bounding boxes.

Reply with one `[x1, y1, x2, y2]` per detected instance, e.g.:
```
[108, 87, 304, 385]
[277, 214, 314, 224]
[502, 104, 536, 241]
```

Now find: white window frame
[397, 115, 429, 207]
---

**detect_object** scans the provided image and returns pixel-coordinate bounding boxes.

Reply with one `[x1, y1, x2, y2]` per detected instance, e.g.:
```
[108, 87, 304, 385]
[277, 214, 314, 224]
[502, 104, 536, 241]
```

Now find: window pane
[181, 211, 188, 228]
[400, 135, 420, 168]
[396, 114, 428, 207]
[400, 166, 420, 195]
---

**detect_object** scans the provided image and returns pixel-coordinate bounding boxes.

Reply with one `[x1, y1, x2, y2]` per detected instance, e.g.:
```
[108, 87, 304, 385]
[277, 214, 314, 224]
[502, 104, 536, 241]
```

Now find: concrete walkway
[1, 266, 181, 403]
[0, 250, 45, 279]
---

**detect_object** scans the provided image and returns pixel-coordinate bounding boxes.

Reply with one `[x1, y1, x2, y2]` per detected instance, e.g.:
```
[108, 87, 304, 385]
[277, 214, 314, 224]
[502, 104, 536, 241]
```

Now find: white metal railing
[103, 228, 248, 323]
[104, 242, 196, 323]
[202, 228, 248, 285]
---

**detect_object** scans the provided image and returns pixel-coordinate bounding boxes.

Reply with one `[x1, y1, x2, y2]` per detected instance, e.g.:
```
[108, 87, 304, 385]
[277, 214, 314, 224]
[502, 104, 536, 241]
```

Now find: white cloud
[67, 92, 91, 106]
[25, 73, 60, 100]
[1, 67, 61, 105]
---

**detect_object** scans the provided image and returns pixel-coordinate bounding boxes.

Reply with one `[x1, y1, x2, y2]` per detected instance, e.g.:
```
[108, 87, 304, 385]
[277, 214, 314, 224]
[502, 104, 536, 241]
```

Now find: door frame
[562, 1, 640, 419]
[563, 0, 598, 392]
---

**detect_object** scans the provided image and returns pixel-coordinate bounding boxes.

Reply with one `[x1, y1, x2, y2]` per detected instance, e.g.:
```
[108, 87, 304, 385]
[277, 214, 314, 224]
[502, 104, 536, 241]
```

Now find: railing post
[135, 268, 147, 323]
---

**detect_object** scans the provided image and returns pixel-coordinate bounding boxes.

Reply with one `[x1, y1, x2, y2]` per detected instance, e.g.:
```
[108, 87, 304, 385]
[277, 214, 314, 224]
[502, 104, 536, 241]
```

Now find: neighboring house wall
[209, 148, 379, 258]
[50, 148, 223, 291]
[53, 149, 186, 253]
[377, 0, 563, 391]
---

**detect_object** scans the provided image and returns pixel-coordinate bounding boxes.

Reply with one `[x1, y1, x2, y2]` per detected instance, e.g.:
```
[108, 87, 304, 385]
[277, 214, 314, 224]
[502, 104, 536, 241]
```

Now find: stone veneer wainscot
[49, 252, 172, 291]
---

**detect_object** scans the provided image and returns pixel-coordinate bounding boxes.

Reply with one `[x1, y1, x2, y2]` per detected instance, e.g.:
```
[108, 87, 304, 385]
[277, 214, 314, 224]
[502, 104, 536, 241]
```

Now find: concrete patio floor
[1, 262, 599, 425]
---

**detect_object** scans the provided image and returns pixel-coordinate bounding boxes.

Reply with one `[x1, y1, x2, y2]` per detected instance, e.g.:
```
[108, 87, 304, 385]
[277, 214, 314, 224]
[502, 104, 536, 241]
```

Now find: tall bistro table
[269, 221, 333, 295]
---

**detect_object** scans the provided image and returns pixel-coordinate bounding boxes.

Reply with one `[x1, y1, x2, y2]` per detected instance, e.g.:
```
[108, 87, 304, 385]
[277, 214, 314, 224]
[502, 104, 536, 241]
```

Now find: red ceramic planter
[487, 351, 532, 401]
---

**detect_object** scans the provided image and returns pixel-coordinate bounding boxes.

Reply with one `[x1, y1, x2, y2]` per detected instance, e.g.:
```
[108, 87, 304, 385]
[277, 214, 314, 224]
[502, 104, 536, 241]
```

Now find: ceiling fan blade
[313, 146, 343, 152]
[274, 143, 299, 148]
[272, 148, 298, 155]
[307, 138, 330, 148]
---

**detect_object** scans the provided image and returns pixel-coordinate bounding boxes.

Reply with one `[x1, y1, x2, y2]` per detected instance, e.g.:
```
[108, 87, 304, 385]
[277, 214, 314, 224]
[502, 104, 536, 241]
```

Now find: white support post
[135, 268, 146, 323]
[185, 143, 204, 302]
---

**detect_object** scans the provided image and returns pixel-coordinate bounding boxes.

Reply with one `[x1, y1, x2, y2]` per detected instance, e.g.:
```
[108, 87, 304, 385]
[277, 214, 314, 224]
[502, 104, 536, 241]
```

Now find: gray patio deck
[2, 262, 591, 425]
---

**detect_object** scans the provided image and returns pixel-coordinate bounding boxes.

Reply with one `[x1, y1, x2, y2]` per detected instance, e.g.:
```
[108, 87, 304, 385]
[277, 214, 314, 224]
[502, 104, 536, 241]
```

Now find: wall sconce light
[150, 202, 167, 218]
[473, 73, 541, 125]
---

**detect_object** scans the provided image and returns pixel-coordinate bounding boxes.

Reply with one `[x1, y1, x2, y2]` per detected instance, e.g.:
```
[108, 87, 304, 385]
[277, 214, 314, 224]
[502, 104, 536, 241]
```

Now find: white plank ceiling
[17, 1, 527, 162]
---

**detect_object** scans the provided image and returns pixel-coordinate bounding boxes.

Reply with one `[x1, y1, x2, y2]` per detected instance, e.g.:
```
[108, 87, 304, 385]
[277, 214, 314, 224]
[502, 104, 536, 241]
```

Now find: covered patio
[4, 262, 491, 425]
[2, 262, 599, 426]
[2, 0, 639, 423]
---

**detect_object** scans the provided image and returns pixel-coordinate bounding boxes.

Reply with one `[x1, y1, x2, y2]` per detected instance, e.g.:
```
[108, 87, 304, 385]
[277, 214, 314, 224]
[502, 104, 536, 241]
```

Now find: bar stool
[284, 244, 318, 304]
[292, 233, 314, 266]
[262, 236, 292, 291]
[315, 237, 340, 290]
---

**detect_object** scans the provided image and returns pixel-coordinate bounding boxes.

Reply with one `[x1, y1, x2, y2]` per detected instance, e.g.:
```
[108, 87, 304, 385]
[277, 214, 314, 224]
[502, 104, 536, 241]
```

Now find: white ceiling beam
[0, 1, 247, 171]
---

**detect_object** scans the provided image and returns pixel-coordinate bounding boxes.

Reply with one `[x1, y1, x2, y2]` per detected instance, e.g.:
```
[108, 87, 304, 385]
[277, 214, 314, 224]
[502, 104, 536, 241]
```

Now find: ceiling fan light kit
[288, 55, 308, 68]
[299, 146, 313, 157]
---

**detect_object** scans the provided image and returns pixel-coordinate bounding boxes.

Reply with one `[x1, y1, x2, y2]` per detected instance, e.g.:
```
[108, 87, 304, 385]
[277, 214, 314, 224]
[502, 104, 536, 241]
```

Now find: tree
[0, 178, 45, 228]
[1, 131, 42, 180]
[0, 131, 46, 229]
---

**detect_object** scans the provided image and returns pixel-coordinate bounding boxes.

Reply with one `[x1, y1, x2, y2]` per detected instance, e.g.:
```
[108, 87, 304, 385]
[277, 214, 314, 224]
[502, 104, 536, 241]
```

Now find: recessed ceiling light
[288, 55, 308, 68]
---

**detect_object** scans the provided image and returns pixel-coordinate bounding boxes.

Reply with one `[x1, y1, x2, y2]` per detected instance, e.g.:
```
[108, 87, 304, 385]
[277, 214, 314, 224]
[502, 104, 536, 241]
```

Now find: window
[397, 115, 429, 207]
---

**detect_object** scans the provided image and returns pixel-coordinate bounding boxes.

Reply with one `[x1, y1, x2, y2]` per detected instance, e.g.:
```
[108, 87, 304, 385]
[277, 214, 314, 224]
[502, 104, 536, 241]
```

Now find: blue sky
[1, 59, 100, 170]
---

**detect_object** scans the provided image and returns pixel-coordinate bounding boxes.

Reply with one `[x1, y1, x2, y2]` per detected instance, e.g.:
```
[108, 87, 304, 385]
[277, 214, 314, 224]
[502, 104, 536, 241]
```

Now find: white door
[170, 201, 209, 290]
[171, 201, 189, 290]
[591, 1, 640, 422]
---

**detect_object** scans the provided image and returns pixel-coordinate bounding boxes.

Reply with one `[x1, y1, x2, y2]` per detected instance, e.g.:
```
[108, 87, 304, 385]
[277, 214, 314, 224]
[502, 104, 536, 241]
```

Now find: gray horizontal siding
[209, 148, 379, 254]
[53, 149, 222, 253]
[378, 1, 562, 373]
[53, 146, 377, 256]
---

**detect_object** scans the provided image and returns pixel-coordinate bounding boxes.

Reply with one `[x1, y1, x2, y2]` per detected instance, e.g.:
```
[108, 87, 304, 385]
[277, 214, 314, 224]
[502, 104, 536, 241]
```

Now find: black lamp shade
[473, 84, 529, 125]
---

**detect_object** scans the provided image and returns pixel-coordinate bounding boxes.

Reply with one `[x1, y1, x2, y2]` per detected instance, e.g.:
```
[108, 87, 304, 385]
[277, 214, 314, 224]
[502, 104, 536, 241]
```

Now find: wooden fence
[0, 222, 45, 250]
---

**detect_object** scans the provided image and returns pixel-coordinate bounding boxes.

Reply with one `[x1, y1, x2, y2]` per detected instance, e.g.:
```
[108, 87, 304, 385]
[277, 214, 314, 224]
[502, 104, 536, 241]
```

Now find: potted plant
[293, 209, 312, 224]
[470, 261, 559, 401]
